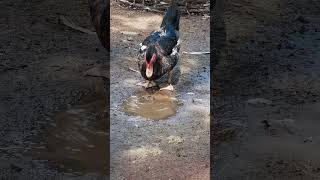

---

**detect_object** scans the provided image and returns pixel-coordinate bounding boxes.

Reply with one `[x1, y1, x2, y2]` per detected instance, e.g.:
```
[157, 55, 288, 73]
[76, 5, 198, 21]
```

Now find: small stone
[121, 31, 139, 36]
[304, 137, 313, 143]
[192, 98, 203, 104]
[87, 144, 95, 148]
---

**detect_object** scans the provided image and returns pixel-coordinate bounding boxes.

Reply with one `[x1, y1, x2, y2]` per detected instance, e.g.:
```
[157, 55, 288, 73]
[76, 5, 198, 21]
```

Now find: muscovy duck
[84, 0, 110, 80]
[138, 0, 180, 91]
[88, 0, 109, 50]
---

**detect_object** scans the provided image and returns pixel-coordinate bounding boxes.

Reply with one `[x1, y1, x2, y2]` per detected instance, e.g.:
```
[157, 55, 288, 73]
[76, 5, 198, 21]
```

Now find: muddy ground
[1, 0, 320, 179]
[0, 0, 108, 179]
[213, 0, 320, 179]
[1, 0, 210, 179]
[110, 1, 210, 179]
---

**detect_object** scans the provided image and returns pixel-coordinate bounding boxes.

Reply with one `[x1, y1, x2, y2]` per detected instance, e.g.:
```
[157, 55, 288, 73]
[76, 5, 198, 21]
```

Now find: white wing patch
[160, 29, 167, 37]
[177, 38, 181, 46]
[172, 48, 178, 56]
[140, 44, 147, 51]
[171, 38, 180, 56]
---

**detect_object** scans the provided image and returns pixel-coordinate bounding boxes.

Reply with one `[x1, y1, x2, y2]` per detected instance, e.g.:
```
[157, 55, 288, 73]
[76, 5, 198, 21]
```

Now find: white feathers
[171, 38, 180, 56]
[177, 38, 181, 46]
[172, 49, 178, 55]
[140, 45, 147, 51]
[160, 29, 167, 37]
[172, 45, 178, 55]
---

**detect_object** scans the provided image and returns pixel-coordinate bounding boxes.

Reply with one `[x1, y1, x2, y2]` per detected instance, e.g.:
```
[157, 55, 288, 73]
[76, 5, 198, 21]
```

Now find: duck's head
[144, 45, 158, 78]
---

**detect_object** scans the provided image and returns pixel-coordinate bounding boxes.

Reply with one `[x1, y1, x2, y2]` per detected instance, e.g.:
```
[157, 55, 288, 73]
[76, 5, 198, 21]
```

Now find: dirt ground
[1, 0, 210, 179]
[0, 0, 108, 179]
[110, 1, 210, 179]
[213, 0, 320, 179]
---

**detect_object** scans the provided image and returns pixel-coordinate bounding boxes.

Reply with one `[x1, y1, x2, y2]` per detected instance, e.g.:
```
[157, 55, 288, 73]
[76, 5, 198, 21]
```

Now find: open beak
[145, 53, 157, 78]
[146, 64, 153, 78]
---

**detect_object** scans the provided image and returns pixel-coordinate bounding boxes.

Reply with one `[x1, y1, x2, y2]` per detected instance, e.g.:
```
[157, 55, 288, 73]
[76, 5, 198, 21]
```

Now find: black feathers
[160, 0, 180, 31]
[138, 0, 180, 81]
[88, 0, 109, 50]
[145, 45, 157, 62]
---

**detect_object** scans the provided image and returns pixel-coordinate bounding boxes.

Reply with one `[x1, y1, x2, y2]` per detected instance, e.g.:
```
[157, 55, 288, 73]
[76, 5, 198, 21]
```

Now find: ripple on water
[121, 90, 182, 120]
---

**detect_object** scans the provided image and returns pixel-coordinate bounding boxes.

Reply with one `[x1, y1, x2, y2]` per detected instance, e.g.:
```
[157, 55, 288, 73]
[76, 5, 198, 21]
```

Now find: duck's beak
[146, 64, 153, 78]
[145, 53, 157, 78]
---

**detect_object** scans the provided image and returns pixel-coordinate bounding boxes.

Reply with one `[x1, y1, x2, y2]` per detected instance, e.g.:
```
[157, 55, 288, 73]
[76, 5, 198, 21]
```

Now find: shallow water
[121, 90, 182, 120]
[32, 95, 108, 176]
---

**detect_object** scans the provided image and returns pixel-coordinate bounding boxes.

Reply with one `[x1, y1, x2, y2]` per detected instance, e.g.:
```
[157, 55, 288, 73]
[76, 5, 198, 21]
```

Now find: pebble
[121, 31, 139, 36]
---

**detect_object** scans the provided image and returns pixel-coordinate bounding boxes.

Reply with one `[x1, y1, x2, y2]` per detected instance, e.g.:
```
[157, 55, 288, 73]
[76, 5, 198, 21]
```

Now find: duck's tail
[160, 0, 180, 31]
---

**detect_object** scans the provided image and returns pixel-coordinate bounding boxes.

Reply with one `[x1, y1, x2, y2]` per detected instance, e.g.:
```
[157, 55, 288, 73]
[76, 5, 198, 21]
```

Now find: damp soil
[213, 0, 320, 179]
[31, 94, 108, 176]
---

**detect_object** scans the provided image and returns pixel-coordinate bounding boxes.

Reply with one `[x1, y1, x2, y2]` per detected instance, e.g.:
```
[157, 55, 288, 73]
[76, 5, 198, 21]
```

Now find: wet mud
[0, 0, 109, 178]
[31, 94, 108, 176]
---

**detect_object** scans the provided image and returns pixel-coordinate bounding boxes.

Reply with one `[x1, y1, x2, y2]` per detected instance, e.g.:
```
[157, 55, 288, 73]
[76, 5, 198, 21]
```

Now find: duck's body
[138, 0, 180, 90]
[88, 0, 109, 50]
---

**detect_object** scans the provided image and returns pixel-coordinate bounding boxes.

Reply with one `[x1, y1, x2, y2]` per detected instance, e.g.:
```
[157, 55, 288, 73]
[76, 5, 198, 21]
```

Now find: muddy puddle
[32, 94, 109, 176]
[121, 90, 182, 120]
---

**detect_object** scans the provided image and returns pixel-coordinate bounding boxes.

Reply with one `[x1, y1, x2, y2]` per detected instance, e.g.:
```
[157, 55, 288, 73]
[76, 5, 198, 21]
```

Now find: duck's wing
[160, 51, 179, 74]
[157, 37, 177, 56]
[157, 25, 179, 56]
[155, 40, 179, 75]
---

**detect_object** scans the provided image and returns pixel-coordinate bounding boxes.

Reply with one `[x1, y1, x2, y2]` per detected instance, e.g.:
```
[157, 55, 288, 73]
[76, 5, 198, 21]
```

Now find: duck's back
[141, 25, 178, 56]
[142, 31, 162, 47]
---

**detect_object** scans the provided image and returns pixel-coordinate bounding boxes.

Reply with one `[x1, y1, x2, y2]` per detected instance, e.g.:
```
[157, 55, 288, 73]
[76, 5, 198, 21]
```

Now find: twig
[159, 1, 169, 5]
[59, 15, 96, 35]
[118, 0, 164, 13]
[185, 2, 191, 16]
[188, 9, 209, 13]
[129, 67, 140, 73]
[144, 6, 164, 13]
[183, 51, 210, 55]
